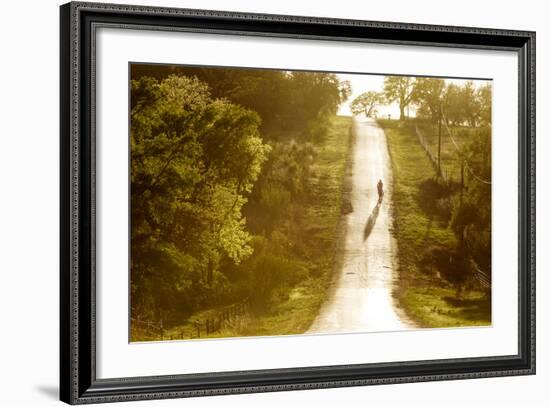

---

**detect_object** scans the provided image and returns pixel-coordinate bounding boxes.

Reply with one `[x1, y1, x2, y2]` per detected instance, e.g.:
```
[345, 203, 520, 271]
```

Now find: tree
[350, 91, 383, 117]
[460, 81, 481, 127]
[129, 66, 353, 322]
[383, 76, 416, 120]
[442, 83, 460, 125]
[130, 74, 270, 319]
[131, 65, 349, 142]
[477, 83, 492, 127]
[443, 81, 483, 127]
[450, 127, 491, 278]
[412, 78, 447, 174]
[339, 80, 352, 104]
[412, 78, 445, 123]
[286, 72, 350, 140]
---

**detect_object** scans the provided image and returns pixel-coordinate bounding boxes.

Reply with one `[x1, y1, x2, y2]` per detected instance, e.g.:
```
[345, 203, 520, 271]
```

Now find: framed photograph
[60, 1, 535, 404]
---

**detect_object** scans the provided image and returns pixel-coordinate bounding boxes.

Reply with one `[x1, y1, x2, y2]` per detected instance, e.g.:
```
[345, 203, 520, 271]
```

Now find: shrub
[259, 183, 291, 221]
[420, 245, 472, 290]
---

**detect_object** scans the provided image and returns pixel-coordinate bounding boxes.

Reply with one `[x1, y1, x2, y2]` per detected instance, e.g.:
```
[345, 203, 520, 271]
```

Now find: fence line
[414, 123, 491, 290]
[130, 317, 164, 340]
[471, 260, 491, 290]
[414, 125, 449, 183]
[441, 113, 492, 185]
[131, 298, 250, 341]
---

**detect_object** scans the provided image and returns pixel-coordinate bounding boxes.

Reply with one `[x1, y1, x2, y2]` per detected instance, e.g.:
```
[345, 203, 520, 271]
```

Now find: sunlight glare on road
[308, 117, 414, 334]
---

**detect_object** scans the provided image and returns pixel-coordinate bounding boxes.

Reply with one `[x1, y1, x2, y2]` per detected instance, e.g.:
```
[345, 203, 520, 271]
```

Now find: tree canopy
[440, 81, 491, 127]
[130, 66, 350, 322]
[130, 74, 270, 318]
[411, 78, 445, 122]
[131, 65, 350, 142]
[350, 91, 383, 117]
[383, 76, 416, 120]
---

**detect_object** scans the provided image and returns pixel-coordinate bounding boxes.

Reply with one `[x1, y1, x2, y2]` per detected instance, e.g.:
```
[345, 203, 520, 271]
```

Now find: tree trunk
[399, 104, 405, 121]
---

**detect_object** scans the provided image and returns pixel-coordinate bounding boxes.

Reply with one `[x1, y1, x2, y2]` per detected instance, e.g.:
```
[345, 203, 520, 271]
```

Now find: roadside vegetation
[129, 64, 352, 341]
[165, 116, 352, 339]
[373, 77, 492, 328]
[381, 120, 490, 327]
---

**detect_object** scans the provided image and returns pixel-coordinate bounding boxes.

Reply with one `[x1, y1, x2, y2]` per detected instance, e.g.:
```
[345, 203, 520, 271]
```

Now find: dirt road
[308, 117, 414, 334]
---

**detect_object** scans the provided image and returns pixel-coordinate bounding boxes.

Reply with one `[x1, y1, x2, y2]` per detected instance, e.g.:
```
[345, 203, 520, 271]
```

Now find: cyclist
[377, 179, 384, 201]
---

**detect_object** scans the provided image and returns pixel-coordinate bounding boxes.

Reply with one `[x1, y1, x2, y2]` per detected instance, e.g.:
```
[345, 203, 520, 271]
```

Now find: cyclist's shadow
[363, 197, 382, 241]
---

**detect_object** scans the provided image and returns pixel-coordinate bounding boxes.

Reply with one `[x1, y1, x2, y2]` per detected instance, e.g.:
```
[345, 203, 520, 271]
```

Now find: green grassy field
[415, 121, 489, 183]
[159, 115, 353, 340]
[379, 119, 490, 328]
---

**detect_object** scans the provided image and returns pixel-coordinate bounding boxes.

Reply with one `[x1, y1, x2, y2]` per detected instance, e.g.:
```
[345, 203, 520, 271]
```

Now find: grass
[160, 115, 353, 340]
[402, 287, 491, 328]
[225, 278, 332, 338]
[378, 119, 490, 328]
[161, 276, 335, 340]
[244, 115, 353, 336]
[415, 120, 489, 182]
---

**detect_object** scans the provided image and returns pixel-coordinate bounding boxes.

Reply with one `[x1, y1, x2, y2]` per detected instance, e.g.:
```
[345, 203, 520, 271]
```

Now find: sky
[336, 73, 398, 117]
[336, 73, 491, 117]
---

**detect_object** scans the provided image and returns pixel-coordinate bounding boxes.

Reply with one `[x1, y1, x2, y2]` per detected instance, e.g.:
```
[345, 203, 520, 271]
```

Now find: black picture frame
[60, 1, 536, 404]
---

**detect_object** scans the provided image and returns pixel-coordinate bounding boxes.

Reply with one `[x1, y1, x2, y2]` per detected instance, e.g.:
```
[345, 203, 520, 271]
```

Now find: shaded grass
[403, 287, 491, 328]
[379, 119, 490, 328]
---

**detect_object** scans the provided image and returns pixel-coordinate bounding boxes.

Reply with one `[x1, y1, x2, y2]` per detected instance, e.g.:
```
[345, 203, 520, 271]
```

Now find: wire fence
[471, 260, 491, 290]
[414, 125, 450, 183]
[441, 113, 491, 185]
[131, 298, 250, 341]
[414, 122, 491, 291]
[131, 317, 164, 340]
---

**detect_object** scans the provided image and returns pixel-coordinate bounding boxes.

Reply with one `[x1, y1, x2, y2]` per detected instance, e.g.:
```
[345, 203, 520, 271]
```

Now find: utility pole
[437, 105, 442, 178]
[460, 159, 465, 206]
[459, 159, 465, 246]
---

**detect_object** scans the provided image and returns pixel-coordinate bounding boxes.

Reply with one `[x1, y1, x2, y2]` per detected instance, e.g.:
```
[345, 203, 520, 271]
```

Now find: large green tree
[130, 75, 270, 319]
[129, 66, 351, 323]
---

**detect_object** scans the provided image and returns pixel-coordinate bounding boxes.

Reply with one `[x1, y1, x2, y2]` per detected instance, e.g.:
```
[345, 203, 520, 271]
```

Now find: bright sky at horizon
[336, 73, 491, 118]
[336, 73, 399, 117]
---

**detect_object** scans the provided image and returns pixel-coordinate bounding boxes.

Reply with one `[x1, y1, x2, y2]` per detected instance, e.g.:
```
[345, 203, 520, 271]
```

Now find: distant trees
[339, 80, 353, 105]
[131, 65, 350, 142]
[411, 78, 445, 123]
[380, 76, 492, 127]
[350, 91, 383, 117]
[418, 80, 492, 127]
[285, 72, 349, 141]
[383, 76, 416, 120]
[477, 83, 492, 127]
